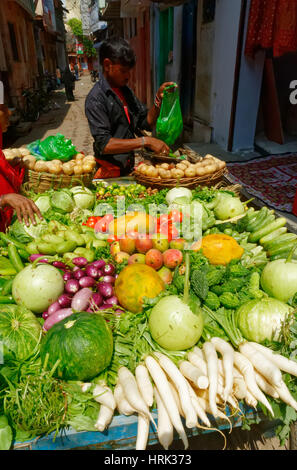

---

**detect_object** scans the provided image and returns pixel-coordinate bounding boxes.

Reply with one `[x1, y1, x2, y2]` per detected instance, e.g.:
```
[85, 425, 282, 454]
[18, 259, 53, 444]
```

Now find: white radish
[179, 360, 209, 390]
[154, 387, 173, 450]
[202, 342, 219, 418]
[254, 372, 280, 399]
[274, 380, 297, 411]
[196, 395, 232, 437]
[114, 383, 136, 416]
[168, 381, 184, 416]
[186, 382, 211, 427]
[249, 342, 297, 377]
[193, 346, 204, 358]
[239, 342, 283, 388]
[135, 364, 154, 407]
[95, 405, 114, 431]
[154, 352, 198, 429]
[136, 414, 150, 450]
[117, 367, 151, 420]
[188, 352, 208, 375]
[232, 369, 247, 400]
[81, 382, 92, 393]
[245, 389, 258, 409]
[145, 355, 189, 449]
[92, 385, 116, 410]
[211, 337, 234, 402]
[234, 352, 274, 416]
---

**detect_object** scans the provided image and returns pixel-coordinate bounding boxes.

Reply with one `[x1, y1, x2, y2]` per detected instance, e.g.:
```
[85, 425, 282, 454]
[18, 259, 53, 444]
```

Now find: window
[8, 23, 19, 61]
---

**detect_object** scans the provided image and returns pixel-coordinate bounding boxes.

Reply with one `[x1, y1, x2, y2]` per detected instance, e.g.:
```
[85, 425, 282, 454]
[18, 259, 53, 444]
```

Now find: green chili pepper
[7, 244, 24, 273]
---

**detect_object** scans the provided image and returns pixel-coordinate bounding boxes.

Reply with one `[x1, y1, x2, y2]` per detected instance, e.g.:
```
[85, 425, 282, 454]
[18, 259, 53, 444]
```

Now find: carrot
[136, 414, 150, 450]
[154, 352, 198, 429]
[135, 364, 154, 408]
[202, 342, 219, 418]
[117, 367, 151, 421]
[154, 387, 174, 450]
[234, 352, 274, 416]
[249, 342, 297, 377]
[114, 383, 136, 416]
[239, 342, 283, 388]
[179, 360, 209, 390]
[211, 337, 234, 402]
[145, 355, 189, 449]
[95, 405, 114, 431]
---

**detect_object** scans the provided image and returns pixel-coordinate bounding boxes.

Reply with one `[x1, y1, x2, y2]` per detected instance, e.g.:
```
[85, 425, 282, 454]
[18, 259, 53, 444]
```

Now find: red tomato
[107, 235, 118, 243]
[85, 216, 99, 228]
[169, 209, 183, 223]
[103, 213, 114, 224]
[159, 222, 179, 242]
[159, 214, 170, 225]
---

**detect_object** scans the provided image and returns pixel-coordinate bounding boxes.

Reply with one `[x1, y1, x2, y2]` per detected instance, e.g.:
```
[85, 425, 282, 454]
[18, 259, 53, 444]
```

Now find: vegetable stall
[0, 146, 297, 451]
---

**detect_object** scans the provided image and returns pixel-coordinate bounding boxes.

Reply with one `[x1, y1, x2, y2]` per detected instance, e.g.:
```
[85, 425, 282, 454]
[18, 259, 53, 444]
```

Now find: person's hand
[144, 137, 170, 155]
[1, 194, 43, 226]
[156, 82, 178, 102]
[9, 157, 25, 168]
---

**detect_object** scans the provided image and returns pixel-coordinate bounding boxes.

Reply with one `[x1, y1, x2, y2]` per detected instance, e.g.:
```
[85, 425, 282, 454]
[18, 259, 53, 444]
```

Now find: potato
[11, 148, 22, 158]
[23, 155, 36, 170]
[203, 164, 217, 174]
[19, 147, 31, 157]
[176, 163, 187, 171]
[138, 164, 149, 174]
[50, 159, 63, 167]
[84, 154, 96, 160]
[3, 150, 13, 160]
[83, 163, 94, 174]
[159, 169, 171, 178]
[182, 160, 191, 167]
[146, 166, 159, 177]
[160, 163, 170, 170]
[171, 168, 185, 179]
[34, 160, 49, 172]
[62, 162, 74, 175]
[74, 165, 84, 175]
[47, 161, 62, 174]
[196, 166, 209, 176]
[185, 167, 196, 178]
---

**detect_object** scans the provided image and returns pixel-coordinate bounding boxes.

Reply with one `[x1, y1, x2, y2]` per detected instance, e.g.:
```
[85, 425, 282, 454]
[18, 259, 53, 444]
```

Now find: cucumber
[264, 233, 297, 251]
[250, 212, 276, 233]
[247, 208, 269, 232]
[249, 217, 287, 243]
[260, 227, 288, 245]
[268, 241, 297, 258]
[246, 212, 261, 231]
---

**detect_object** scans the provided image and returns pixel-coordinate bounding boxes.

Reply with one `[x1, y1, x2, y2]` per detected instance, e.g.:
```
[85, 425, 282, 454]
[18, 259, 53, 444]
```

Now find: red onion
[53, 261, 68, 270]
[107, 295, 118, 306]
[73, 257, 88, 267]
[79, 276, 95, 288]
[71, 288, 93, 311]
[29, 254, 47, 263]
[91, 260, 106, 270]
[86, 306, 94, 313]
[58, 294, 72, 308]
[90, 292, 103, 307]
[65, 279, 80, 294]
[98, 282, 114, 298]
[48, 301, 60, 316]
[98, 304, 113, 310]
[102, 263, 115, 276]
[43, 308, 73, 331]
[63, 271, 73, 282]
[42, 311, 49, 320]
[73, 269, 85, 280]
[114, 309, 124, 316]
[101, 275, 115, 284]
[85, 264, 99, 279]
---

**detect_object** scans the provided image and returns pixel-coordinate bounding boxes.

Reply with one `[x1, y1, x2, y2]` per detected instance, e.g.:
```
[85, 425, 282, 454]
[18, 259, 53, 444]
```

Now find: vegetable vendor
[85, 37, 176, 177]
[0, 104, 43, 231]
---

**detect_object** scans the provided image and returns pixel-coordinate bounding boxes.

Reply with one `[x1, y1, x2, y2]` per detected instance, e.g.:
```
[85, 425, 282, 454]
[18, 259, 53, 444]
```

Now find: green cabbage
[9, 218, 48, 243]
[50, 190, 75, 214]
[70, 186, 95, 210]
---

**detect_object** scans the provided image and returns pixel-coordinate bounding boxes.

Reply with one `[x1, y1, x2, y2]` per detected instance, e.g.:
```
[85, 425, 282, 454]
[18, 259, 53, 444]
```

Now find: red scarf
[0, 127, 25, 231]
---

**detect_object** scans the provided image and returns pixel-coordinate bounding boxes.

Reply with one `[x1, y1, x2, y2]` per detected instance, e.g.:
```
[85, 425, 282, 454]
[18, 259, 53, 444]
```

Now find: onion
[73, 269, 85, 280]
[53, 261, 68, 270]
[65, 279, 80, 294]
[58, 294, 72, 308]
[71, 287, 93, 311]
[73, 257, 88, 267]
[29, 254, 47, 263]
[43, 308, 73, 331]
[90, 292, 103, 307]
[107, 295, 118, 306]
[97, 282, 114, 298]
[102, 264, 115, 276]
[48, 301, 60, 316]
[85, 264, 99, 279]
[98, 304, 113, 310]
[101, 275, 115, 284]
[42, 311, 49, 320]
[91, 260, 106, 270]
[79, 276, 95, 288]
[63, 271, 73, 282]
[114, 309, 124, 316]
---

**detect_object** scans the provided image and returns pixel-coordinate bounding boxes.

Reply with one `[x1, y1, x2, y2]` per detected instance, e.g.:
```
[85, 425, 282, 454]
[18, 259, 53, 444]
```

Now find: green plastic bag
[27, 134, 77, 162]
[156, 84, 183, 146]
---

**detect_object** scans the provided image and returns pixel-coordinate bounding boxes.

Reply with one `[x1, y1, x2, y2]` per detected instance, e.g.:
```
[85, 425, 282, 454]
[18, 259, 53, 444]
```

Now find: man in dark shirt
[85, 38, 176, 177]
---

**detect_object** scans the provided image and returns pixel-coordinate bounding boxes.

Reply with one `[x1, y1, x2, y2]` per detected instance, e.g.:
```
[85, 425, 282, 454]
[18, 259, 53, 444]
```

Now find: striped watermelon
[0, 305, 42, 362]
[40, 312, 114, 381]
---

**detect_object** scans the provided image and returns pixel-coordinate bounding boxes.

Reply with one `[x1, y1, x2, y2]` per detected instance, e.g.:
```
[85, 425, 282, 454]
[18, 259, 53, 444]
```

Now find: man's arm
[103, 136, 169, 155]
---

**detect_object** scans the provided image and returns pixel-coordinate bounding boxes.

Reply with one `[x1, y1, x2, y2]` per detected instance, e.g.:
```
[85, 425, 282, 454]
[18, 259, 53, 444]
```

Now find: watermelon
[0, 304, 42, 362]
[40, 312, 114, 381]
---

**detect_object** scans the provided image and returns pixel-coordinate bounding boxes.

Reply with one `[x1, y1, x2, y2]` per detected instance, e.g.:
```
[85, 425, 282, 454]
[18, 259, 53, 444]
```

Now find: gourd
[200, 234, 244, 265]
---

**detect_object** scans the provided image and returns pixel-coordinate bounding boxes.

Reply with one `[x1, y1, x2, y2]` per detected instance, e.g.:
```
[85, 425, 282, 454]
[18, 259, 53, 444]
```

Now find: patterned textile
[227, 153, 297, 213]
[245, 0, 297, 58]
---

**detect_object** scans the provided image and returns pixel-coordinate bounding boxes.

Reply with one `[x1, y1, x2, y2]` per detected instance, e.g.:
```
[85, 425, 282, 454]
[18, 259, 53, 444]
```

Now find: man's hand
[1, 194, 43, 226]
[144, 137, 170, 155]
[156, 82, 178, 102]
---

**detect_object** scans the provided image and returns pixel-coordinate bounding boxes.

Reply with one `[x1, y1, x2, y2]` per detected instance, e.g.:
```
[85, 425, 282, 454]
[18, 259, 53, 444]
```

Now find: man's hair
[99, 38, 136, 68]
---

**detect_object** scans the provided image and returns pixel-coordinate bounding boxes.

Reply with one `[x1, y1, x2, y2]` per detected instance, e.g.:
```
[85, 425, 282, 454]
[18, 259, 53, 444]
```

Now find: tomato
[159, 214, 170, 225]
[107, 235, 119, 243]
[159, 222, 179, 242]
[103, 213, 114, 224]
[169, 209, 183, 224]
[84, 216, 101, 228]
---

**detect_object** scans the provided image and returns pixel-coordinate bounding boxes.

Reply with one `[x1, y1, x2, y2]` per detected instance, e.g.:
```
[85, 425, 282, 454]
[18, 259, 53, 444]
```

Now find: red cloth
[112, 87, 131, 125]
[94, 158, 121, 179]
[245, 0, 297, 58]
[0, 127, 25, 231]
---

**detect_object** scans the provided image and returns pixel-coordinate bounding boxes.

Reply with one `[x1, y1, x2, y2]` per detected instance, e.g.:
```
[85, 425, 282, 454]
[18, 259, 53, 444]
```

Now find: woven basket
[132, 167, 228, 190]
[21, 168, 95, 194]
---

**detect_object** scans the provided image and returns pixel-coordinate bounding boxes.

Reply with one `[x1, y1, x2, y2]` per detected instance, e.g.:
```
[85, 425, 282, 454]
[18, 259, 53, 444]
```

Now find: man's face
[103, 59, 132, 87]
[0, 105, 10, 133]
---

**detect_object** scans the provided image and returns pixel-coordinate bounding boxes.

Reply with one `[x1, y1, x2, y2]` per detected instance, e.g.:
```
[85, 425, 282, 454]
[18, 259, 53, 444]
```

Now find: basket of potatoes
[133, 154, 227, 189]
[21, 152, 97, 193]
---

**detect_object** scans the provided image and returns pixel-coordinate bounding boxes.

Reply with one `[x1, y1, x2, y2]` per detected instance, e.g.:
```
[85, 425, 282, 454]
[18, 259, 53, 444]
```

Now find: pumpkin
[40, 312, 113, 381]
[200, 234, 244, 265]
[115, 264, 165, 313]
[0, 304, 42, 362]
